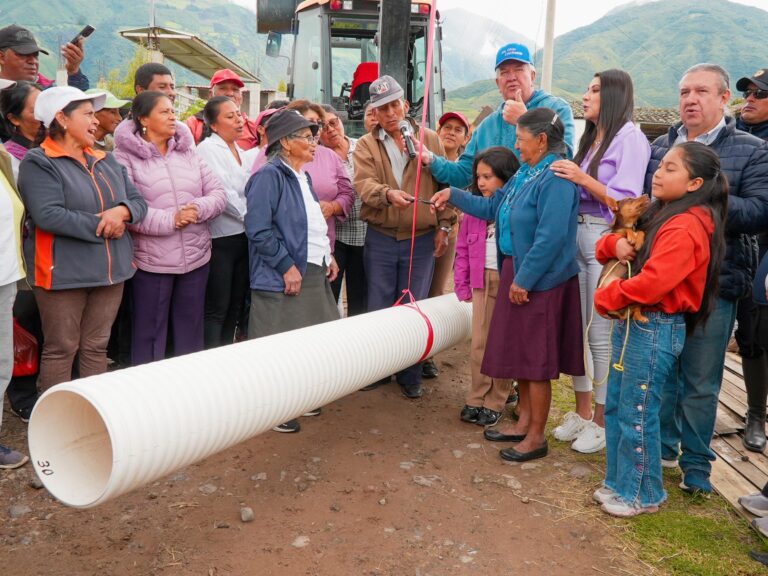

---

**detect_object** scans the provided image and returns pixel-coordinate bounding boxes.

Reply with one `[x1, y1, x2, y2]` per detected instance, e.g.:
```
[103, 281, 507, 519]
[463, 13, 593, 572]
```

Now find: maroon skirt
[481, 257, 585, 381]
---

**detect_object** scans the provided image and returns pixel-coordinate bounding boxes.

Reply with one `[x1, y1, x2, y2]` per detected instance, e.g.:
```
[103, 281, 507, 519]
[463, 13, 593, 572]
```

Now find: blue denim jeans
[604, 312, 686, 507]
[364, 228, 435, 388]
[659, 297, 736, 476]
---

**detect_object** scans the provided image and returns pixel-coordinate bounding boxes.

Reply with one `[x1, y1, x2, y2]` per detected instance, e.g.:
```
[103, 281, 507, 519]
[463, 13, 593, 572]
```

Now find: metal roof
[119, 26, 260, 83]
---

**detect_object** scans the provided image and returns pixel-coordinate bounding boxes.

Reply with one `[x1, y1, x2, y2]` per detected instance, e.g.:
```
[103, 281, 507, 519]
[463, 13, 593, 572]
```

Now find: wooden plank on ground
[712, 437, 768, 488]
[718, 434, 768, 480]
[724, 353, 744, 377]
[715, 407, 743, 435]
[711, 457, 758, 523]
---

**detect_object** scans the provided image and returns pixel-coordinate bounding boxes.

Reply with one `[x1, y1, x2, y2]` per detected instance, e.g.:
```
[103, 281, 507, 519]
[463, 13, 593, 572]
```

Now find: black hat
[0, 25, 49, 56]
[264, 109, 318, 146]
[736, 69, 768, 92]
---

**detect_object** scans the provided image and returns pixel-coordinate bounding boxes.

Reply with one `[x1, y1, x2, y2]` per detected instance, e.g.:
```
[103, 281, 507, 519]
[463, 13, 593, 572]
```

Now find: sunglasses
[743, 88, 768, 100]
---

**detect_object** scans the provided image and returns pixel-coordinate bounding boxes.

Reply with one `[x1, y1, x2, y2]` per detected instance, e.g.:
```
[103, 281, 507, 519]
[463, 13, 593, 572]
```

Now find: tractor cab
[259, 0, 444, 137]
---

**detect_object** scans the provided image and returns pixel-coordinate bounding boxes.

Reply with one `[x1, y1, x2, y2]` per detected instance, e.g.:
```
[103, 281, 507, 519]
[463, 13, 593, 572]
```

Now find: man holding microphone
[353, 75, 456, 399]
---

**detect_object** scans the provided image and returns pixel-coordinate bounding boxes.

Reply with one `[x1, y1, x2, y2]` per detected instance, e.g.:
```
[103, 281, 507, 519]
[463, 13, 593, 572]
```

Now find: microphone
[399, 120, 417, 159]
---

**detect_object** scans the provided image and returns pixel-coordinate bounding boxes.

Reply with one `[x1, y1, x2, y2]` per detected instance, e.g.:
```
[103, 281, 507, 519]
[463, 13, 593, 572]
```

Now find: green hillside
[2, 0, 286, 89]
[445, 0, 768, 115]
[550, 0, 768, 108]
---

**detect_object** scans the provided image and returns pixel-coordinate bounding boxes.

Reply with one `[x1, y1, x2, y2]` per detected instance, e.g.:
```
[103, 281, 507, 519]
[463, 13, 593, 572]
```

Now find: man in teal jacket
[423, 43, 575, 188]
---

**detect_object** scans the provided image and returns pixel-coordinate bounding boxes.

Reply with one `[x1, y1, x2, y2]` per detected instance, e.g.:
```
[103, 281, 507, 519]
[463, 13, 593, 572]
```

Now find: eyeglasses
[325, 118, 341, 129]
[290, 134, 320, 144]
[743, 89, 768, 100]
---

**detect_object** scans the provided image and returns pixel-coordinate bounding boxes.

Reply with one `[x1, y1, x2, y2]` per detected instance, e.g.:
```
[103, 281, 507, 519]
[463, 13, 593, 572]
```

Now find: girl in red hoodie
[592, 142, 727, 517]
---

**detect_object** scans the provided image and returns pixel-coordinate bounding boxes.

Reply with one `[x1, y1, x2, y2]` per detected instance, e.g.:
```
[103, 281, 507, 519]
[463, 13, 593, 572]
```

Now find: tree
[106, 46, 151, 99]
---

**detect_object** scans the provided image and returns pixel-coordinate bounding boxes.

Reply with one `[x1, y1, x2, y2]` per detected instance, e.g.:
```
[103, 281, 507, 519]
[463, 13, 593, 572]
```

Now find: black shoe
[500, 442, 548, 462]
[743, 413, 767, 452]
[750, 550, 768, 567]
[483, 428, 526, 442]
[361, 376, 390, 391]
[303, 407, 322, 417]
[10, 406, 32, 423]
[400, 383, 423, 399]
[273, 419, 301, 433]
[460, 405, 482, 423]
[475, 408, 502, 427]
[421, 359, 439, 379]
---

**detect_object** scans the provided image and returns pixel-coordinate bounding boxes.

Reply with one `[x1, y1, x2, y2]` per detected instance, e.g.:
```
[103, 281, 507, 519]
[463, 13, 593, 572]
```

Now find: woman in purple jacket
[114, 92, 226, 365]
[549, 69, 651, 453]
[455, 147, 519, 427]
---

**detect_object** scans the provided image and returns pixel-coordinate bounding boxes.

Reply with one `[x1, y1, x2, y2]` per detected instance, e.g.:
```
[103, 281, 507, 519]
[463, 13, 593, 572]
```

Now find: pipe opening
[28, 389, 113, 508]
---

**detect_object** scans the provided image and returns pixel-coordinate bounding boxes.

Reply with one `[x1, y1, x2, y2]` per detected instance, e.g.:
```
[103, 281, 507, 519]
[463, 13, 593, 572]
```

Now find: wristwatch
[439, 226, 452, 234]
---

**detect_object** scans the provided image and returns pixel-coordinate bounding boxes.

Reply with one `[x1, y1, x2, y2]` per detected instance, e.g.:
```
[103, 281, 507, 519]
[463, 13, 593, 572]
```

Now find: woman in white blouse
[196, 96, 258, 347]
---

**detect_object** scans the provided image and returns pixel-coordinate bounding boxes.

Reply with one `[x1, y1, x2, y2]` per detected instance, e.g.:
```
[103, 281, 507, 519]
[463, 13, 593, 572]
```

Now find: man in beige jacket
[353, 75, 455, 399]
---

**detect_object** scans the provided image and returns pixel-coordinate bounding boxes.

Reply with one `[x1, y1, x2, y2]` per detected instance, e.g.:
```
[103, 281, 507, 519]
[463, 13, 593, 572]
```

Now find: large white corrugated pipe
[28, 295, 471, 508]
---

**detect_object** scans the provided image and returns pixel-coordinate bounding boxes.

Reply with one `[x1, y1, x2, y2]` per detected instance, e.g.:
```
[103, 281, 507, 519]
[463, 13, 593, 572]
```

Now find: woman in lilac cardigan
[454, 147, 519, 427]
[114, 91, 226, 365]
[549, 69, 651, 453]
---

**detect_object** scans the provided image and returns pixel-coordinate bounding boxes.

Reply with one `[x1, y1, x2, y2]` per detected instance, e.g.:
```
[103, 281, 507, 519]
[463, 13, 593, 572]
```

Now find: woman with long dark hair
[549, 70, 651, 454]
[0, 80, 43, 180]
[196, 96, 257, 347]
[593, 142, 727, 517]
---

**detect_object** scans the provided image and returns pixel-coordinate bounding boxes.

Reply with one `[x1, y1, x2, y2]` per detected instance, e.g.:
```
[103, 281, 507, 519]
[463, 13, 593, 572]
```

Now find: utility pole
[541, 0, 556, 93]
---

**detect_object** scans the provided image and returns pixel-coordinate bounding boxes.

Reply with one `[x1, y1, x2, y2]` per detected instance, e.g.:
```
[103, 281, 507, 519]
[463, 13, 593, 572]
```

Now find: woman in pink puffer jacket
[114, 91, 226, 365]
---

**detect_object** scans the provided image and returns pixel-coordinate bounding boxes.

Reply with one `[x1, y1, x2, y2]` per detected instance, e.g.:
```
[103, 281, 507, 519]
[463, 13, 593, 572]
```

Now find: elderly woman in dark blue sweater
[432, 108, 583, 463]
[244, 109, 339, 434]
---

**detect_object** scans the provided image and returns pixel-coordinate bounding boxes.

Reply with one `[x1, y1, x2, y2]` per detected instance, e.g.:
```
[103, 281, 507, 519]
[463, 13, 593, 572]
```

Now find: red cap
[210, 69, 244, 89]
[439, 111, 470, 131]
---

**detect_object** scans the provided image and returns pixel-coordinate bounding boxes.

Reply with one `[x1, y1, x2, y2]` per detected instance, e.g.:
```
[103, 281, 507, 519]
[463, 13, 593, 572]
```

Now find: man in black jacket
[733, 69, 768, 453]
[644, 63, 768, 495]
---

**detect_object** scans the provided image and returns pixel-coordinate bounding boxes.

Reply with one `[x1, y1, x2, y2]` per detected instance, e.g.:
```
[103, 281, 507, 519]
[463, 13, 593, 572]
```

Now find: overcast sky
[237, 0, 768, 45]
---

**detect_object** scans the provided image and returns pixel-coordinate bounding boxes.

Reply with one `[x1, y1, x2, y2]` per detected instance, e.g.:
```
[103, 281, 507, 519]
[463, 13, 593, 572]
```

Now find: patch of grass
[549, 376, 768, 576]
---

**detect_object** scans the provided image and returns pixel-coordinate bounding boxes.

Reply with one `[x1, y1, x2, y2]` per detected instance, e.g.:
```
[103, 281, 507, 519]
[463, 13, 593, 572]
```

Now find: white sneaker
[593, 486, 616, 505]
[753, 517, 768, 538]
[571, 421, 606, 453]
[661, 458, 679, 469]
[739, 493, 768, 517]
[601, 495, 659, 517]
[553, 412, 589, 441]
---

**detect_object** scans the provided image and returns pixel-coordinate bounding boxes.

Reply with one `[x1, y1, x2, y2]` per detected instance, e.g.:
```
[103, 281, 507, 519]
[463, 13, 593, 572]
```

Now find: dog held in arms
[597, 195, 651, 322]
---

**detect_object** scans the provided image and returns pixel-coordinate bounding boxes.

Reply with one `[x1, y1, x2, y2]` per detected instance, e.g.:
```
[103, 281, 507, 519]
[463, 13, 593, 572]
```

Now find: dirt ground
[0, 343, 644, 576]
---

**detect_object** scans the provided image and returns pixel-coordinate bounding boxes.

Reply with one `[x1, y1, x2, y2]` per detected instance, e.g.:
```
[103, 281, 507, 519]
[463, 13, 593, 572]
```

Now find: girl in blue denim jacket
[593, 142, 727, 517]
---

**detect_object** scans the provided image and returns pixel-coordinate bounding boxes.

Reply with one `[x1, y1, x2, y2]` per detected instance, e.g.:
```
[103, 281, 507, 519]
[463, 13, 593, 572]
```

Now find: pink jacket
[113, 120, 227, 274]
[454, 213, 492, 301]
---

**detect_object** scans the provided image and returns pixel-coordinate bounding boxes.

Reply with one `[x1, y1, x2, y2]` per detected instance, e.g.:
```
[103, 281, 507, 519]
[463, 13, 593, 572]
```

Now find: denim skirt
[481, 257, 585, 381]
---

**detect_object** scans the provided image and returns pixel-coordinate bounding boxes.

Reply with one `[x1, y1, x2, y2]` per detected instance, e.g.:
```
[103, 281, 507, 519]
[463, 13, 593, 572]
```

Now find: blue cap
[495, 43, 534, 69]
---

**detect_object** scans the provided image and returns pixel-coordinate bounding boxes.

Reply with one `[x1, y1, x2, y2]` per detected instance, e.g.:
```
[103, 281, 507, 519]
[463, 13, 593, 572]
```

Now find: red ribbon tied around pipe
[393, 0, 439, 364]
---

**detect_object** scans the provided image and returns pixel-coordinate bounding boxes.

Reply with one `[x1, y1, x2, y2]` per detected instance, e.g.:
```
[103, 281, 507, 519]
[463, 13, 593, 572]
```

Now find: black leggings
[330, 240, 367, 317]
[204, 233, 250, 347]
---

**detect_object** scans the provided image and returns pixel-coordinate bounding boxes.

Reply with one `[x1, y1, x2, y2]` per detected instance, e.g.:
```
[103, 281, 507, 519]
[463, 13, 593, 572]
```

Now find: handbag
[12, 318, 38, 377]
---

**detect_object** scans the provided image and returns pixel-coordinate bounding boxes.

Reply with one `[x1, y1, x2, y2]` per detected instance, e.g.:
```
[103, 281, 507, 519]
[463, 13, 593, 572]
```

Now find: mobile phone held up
[70, 25, 95, 46]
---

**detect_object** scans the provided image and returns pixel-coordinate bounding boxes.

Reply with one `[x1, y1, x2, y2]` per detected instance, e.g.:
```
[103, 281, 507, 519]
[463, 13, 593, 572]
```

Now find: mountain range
[3, 0, 767, 112]
[443, 0, 768, 115]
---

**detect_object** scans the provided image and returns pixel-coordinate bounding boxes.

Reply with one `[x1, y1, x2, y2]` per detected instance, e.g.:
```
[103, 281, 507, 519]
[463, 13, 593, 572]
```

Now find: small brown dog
[597, 195, 651, 322]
